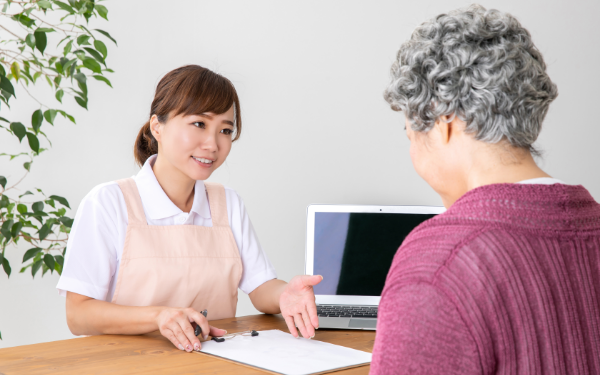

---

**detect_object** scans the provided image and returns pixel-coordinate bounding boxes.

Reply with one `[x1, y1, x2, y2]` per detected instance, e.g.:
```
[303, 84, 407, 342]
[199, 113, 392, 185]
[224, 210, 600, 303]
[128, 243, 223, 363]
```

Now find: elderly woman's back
[372, 183, 600, 374]
[372, 4, 600, 375]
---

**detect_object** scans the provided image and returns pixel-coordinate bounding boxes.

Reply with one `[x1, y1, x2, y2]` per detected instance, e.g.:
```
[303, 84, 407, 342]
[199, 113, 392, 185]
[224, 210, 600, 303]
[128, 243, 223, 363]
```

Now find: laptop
[305, 204, 445, 330]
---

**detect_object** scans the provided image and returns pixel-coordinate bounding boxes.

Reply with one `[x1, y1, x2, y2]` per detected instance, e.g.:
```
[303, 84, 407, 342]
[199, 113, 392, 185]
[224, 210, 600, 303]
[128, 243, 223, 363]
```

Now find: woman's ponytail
[134, 120, 157, 167]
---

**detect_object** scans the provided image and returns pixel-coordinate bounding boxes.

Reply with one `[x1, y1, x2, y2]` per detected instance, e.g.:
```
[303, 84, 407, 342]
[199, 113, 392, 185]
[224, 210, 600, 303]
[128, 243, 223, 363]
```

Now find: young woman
[57, 65, 322, 353]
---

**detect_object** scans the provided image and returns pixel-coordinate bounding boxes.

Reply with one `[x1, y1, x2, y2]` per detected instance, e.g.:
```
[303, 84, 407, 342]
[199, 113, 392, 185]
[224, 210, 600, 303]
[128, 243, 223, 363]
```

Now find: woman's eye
[221, 128, 233, 135]
[193, 122, 205, 128]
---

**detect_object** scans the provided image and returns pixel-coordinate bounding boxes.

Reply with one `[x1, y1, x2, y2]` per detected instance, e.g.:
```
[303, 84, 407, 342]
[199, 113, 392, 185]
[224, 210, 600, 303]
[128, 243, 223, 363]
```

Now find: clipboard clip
[212, 330, 259, 343]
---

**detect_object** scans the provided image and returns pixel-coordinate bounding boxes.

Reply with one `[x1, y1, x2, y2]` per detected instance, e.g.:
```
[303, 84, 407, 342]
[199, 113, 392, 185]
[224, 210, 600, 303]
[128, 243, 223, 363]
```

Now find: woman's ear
[150, 114, 162, 142]
[435, 117, 451, 145]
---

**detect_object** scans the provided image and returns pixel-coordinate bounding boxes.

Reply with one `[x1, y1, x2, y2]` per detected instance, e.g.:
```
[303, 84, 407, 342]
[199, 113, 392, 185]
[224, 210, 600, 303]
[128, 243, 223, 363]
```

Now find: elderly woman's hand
[279, 275, 323, 339]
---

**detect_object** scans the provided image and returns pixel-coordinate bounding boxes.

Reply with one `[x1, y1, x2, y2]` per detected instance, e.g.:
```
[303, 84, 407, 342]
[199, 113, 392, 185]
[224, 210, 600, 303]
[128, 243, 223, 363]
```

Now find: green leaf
[23, 162, 31, 172]
[77, 80, 88, 95]
[95, 4, 108, 20]
[11, 221, 23, 239]
[55, 89, 64, 103]
[62, 59, 76, 73]
[23, 248, 43, 262]
[1, 219, 14, 239]
[34, 30, 47, 54]
[77, 35, 91, 46]
[43, 253, 55, 272]
[12, 14, 35, 28]
[2, 258, 11, 278]
[38, 224, 50, 241]
[44, 109, 57, 125]
[26, 132, 40, 153]
[17, 204, 27, 214]
[19, 191, 33, 198]
[33, 71, 42, 83]
[32, 259, 43, 277]
[0, 176, 6, 189]
[54, 1, 75, 13]
[0, 75, 15, 99]
[59, 217, 74, 228]
[54, 255, 63, 274]
[32, 201, 45, 212]
[82, 58, 101, 74]
[54, 76, 62, 87]
[91, 75, 112, 88]
[94, 40, 107, 59]
[83, 47, 105, 65]
[37, 0, 53, 9]
[46, 199, 56, 209]
[49, 195, 70, 209]
[75, 95, 88, 109]
[10, 122, 27, 142]
[25, 33, 36, 49]
[63, 40, 73, 56]
[73, 72, 86, 85]
[32, 109, 43, 133]
[57, 110, 76, 124]
[11, 62, 21, 81]
[94, 29, 117, 45]
[0, 195, 9, 209]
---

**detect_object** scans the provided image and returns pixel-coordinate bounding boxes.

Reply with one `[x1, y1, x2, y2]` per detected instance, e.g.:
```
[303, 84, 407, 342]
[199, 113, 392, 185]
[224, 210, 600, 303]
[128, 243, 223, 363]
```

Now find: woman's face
[152, 106, 235, 181]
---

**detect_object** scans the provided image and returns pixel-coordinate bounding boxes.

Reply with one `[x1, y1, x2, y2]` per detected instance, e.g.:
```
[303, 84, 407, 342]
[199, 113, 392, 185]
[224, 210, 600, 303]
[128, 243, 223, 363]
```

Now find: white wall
[1, 0, 599, 348]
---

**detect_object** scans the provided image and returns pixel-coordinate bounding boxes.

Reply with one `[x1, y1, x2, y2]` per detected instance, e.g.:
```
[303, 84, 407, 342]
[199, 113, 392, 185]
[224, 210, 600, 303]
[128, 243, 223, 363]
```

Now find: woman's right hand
[155, 307, 227, 352]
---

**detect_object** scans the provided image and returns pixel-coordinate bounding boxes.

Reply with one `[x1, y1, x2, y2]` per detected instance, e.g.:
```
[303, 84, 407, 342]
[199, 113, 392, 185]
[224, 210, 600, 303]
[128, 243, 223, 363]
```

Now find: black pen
[194, 309, 208, 337]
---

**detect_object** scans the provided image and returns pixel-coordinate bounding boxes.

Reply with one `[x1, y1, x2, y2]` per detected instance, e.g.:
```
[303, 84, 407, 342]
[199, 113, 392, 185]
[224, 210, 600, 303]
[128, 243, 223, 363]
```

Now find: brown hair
[134, 65, 242, 166]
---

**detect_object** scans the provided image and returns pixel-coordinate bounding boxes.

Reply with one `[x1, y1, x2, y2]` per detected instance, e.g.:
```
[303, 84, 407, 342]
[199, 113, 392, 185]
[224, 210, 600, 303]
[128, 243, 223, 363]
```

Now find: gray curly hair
[384, 4, 558, 153]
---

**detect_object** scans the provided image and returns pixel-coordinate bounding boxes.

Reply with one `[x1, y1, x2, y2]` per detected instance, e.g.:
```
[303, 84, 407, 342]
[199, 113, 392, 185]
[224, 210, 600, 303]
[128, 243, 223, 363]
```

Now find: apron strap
[116, 178, 147, 226]
[204, 182, 229, 227]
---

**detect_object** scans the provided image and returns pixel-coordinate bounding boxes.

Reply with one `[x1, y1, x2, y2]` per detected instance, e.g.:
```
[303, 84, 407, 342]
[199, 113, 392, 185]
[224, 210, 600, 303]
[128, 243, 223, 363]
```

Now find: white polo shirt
[56, 155, 277, 301]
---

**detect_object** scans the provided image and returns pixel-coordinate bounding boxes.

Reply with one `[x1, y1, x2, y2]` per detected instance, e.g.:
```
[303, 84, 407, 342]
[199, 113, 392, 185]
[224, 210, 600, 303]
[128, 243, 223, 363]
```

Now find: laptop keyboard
[316, 305, 378, 318]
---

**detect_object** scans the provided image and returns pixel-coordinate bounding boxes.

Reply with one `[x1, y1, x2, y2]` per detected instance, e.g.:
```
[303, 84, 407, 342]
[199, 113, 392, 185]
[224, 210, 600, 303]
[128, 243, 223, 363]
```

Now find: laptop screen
[312, 212, 436, 296]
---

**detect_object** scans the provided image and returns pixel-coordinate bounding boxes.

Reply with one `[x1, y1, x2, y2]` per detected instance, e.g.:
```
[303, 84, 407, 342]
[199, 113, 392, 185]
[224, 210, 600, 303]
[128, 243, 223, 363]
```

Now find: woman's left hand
[279, 275, 323, 339]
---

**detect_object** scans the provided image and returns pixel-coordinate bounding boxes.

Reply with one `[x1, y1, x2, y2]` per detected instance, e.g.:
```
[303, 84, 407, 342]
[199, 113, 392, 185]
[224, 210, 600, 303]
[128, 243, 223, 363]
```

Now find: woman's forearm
[66, 292, 163, 336]
[248, 279, 287, 314]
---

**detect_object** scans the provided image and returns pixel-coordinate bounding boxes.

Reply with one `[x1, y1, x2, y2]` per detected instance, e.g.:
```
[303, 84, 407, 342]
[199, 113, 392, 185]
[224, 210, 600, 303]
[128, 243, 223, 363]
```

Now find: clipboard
[196, 329, 372, 375]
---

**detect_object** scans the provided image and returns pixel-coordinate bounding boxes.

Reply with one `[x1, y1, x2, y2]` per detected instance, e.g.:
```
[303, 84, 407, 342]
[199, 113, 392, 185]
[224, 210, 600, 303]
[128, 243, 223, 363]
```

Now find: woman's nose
[200, 134, 218, 151]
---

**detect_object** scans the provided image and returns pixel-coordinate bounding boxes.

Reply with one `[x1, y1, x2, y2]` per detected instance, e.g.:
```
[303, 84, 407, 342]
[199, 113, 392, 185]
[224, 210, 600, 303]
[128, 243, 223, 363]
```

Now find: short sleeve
[56, 182, 126, 301]
[225, 187, 277, 294]
[371, 282, 481, 375]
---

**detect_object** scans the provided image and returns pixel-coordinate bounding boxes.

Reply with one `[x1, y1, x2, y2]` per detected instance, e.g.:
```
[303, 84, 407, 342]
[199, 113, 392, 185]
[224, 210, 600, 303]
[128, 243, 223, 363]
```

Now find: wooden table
[0, 314, 375, 374]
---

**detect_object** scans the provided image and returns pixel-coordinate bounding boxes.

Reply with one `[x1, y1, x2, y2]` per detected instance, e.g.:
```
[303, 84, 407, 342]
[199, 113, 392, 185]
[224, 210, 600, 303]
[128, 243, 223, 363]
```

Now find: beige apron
[111, 178, 242, 320]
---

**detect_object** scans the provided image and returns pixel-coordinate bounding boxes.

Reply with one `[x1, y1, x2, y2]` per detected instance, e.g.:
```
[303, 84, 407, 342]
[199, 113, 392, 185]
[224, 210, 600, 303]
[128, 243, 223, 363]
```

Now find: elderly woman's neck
[442, 145, 551, 208]
[467, 145, 550, 190]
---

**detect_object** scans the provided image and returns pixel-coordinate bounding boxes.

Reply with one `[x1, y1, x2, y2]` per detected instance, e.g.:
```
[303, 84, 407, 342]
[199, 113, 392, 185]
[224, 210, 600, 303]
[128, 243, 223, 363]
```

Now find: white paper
[198, 329, 372, 375]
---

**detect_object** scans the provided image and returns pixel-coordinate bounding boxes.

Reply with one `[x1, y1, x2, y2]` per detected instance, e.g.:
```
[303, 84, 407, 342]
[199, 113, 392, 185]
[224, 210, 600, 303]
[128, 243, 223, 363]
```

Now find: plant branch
[18, 80, 46, 107]
[0, 24, 23, 41]
[3, 168, 30, 192]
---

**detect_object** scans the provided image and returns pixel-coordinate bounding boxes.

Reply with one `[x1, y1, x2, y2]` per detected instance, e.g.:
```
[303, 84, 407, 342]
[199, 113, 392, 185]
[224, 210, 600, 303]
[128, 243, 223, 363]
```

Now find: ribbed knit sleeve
[369, 183, 600, 375]
[371, 283, 481, 374]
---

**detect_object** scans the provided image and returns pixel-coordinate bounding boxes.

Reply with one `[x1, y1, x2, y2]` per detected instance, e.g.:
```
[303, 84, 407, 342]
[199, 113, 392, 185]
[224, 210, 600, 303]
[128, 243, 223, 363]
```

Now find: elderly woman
[371, 5, 600, 375]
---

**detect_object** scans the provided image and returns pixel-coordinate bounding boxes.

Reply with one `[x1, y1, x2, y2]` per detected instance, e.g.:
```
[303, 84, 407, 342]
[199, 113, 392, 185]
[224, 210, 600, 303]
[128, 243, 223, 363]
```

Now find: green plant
[0, 0, 116, 340]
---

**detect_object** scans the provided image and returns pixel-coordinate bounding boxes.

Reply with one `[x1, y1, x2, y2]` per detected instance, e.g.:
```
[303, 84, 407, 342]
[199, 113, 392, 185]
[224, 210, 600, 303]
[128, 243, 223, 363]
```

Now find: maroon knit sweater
[371, 183, 600, 375]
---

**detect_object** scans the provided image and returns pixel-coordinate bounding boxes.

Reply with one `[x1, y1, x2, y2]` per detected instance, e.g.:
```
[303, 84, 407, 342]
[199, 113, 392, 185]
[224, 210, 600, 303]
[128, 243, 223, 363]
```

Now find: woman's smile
[191, 156, 215, 168]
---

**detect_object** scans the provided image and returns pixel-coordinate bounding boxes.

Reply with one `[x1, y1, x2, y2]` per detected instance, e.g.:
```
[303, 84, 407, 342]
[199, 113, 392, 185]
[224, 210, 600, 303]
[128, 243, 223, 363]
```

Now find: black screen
[313, 212, 436, 296]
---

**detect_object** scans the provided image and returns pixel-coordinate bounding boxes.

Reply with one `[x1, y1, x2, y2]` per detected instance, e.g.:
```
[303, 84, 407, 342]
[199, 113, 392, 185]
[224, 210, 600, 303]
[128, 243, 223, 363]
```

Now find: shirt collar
[134, 155, 211, 220]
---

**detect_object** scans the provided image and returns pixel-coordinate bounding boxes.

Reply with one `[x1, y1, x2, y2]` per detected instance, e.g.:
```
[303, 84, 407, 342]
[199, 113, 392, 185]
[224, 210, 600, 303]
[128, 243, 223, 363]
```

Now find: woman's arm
[249, 275, 322, 339]
[66, 292, 225, 352]
[248, 279, 287, 314]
